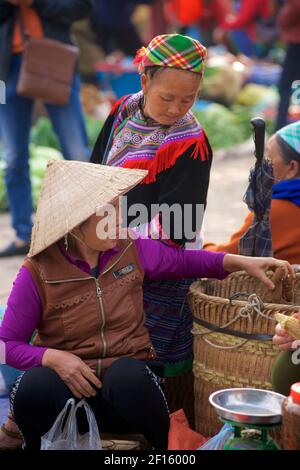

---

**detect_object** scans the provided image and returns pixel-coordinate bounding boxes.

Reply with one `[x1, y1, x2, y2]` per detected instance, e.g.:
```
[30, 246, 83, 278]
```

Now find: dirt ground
[0, 146, 254, 305]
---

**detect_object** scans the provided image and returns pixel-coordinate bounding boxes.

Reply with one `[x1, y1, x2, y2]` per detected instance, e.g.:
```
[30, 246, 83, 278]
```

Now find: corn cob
[274, 313, 300, 340]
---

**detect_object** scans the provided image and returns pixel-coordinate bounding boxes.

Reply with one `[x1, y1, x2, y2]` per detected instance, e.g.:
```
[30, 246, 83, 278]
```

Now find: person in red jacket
[214, 0, 274, 57]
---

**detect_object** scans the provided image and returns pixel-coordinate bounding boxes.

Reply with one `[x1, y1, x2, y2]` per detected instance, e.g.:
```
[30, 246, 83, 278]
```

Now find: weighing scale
[209, 388, 285, 450]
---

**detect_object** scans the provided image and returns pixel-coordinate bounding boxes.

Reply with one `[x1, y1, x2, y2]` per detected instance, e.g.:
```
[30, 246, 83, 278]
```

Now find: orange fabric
[166, 0, 203, 26]
[168, 409, 208, 450]
[12, 6, 43, 53]
[204, 199, 300, 265]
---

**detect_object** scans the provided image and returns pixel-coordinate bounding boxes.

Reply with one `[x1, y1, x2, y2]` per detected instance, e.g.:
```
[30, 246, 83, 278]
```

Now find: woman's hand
[42, 349, 102, 399]
[273, 313, 300, 350]
[223, 254, 295, 289]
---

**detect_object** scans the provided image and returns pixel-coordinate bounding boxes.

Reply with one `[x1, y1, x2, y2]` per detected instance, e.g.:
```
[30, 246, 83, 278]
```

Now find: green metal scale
[209, 388, 285, 451]
[221, 419, 280, 450]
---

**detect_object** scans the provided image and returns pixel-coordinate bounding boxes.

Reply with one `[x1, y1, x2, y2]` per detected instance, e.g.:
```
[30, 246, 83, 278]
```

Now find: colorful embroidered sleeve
[220, 0, 268, 30]
[90, 97, 124, 164]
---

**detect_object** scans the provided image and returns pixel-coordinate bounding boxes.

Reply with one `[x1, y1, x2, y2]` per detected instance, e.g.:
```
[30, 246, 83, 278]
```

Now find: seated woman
[0, 160, 294, 450]
[272, 312, 300, 396]
[204, 121, 300, 265]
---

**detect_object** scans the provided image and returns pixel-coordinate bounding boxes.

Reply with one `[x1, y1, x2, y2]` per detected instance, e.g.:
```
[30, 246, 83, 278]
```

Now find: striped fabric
[277, 120, 300, 156]
[107, 91, 209, 184]
[133, 34, 206, 74]
[239, 159, 274, 257]
[143, 278, 195, 368]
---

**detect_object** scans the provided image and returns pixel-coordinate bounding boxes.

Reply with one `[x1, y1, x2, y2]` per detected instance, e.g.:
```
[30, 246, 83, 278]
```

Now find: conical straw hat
[29, 160, 148, 257]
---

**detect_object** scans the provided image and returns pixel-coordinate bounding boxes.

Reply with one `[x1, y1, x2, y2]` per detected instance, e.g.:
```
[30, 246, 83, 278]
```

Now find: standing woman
[91, 34, 211, 422]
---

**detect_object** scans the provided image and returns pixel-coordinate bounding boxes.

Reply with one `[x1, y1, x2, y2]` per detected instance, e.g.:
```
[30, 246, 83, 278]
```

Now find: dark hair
[143, 65, 203, 81]
[143, 66, 166, 79]
[276, 134, 300, 176]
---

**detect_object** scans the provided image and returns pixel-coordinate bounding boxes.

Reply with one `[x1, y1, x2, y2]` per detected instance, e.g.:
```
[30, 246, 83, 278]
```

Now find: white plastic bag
[197, 423, 234, 450]
[41, 398, 102, 450]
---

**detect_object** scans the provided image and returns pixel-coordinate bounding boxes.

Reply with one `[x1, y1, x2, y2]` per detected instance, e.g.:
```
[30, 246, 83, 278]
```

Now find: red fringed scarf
[107, 92, 210, 184]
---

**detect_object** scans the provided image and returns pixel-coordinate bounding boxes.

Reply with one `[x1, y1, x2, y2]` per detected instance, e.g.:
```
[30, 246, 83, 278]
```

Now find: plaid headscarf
[277, 120, 300, 156]
[133, 33, 206, 74]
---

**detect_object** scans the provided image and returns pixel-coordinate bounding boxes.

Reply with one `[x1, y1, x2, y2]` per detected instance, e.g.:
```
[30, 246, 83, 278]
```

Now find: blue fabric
[93, 0, 135, 28]
[229, 30, 255, 57]
[272, 179, 300, 208]
[0, 306, 22, 397]
[143, 277, 195, 368]
[0, 396, 9, 426]
[93, 0, 152, 28]
[0, 55, 90, 241]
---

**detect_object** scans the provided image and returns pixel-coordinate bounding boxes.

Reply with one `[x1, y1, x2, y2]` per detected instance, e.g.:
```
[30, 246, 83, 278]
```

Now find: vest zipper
[44, 241, 134, 378]
[93, 242, 133, 377]
[94, 278, 106, 378]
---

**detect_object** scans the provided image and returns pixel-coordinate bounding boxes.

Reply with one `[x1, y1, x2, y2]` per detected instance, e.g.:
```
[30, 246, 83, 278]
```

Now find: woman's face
[266, 135, 299, 181]
[75, 203, 122, 252]
[141, 67, 202, 126]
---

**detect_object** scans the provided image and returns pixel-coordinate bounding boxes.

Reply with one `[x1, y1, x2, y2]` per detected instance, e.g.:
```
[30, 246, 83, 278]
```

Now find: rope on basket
[192, 292, 276, 350]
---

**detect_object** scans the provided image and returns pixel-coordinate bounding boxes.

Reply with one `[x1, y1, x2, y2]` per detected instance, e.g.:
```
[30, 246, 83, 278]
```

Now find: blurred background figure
[72, 18, 105, 85]
[150, 0, 168, 37]
[164, 0, 203, 36]
[214, 0, 280, 58]
[90, 0, 153, 58]
[275, 0, 300, 130]
[0, 0, 93, 257]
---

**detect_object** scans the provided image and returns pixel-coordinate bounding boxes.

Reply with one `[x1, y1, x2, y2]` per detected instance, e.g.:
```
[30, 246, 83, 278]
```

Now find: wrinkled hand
[42, 349, 102, 399]
[223, 254, 295, 289]
[273, 312, 300, 350]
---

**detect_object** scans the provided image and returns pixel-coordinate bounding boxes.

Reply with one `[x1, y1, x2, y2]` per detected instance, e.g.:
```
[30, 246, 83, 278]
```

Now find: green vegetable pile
[194, 104, 253, 149]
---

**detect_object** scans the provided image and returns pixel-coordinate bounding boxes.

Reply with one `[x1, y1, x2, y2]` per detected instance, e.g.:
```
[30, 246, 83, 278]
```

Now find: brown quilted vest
[23, 239, 155, 378]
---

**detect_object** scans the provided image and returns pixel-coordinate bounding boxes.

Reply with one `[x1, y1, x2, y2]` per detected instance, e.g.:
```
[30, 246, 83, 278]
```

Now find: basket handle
[229, 291, 255, 305]
[192, 292, 274, 350]
[272, 266, 295, 303]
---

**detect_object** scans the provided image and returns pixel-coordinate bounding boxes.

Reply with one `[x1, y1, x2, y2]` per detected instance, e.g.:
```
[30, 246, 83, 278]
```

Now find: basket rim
[189, 271, 300, 310]
[189, 286, 299, 310]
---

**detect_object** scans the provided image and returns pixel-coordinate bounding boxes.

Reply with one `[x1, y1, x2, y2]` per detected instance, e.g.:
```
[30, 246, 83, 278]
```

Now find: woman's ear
[141, 73, 149, 95]
[197, 72, 204, 94]
[288, 160, 300, 179]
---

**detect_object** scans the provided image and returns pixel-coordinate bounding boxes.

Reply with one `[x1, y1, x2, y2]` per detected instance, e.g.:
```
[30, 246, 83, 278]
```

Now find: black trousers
[275, 42, 300, 130]
[11, 358, 170, 450]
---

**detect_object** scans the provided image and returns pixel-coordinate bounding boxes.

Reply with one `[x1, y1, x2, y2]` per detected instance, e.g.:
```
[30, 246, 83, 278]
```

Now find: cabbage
[194, 103, 252, 149]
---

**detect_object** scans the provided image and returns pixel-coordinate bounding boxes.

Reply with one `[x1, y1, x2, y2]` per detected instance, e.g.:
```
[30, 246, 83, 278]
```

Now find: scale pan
[209, 388, 285, 425]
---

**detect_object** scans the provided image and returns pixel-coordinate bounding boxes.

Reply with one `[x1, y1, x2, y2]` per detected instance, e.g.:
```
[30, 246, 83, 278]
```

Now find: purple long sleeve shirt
[0, 238, 228, 371]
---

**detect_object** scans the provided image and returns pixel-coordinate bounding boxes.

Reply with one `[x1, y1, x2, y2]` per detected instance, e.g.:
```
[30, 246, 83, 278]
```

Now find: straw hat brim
[29, 160, 148, 257]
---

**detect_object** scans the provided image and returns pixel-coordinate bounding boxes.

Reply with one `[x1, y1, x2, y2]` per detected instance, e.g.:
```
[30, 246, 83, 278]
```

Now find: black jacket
[0, 0, 93, 81]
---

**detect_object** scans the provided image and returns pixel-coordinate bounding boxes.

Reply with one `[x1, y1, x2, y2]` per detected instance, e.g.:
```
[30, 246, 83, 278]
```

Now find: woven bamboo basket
[188, 270, 300, 438]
